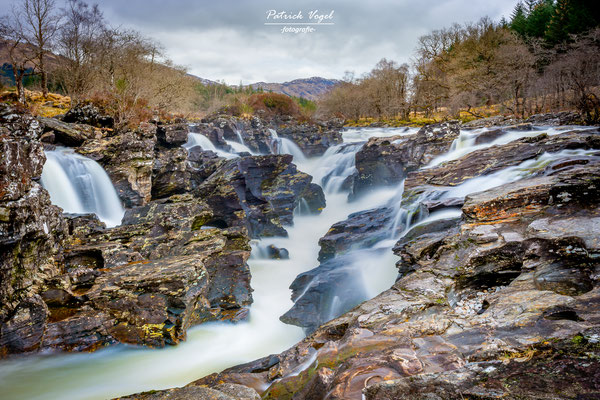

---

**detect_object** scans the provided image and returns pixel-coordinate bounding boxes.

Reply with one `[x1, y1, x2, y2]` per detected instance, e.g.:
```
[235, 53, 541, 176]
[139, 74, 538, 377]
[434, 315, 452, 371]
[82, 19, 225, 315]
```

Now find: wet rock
[191, 123, 229, 150]
[351, 121, 460, 197]
[266, 245, 289, 260]
[0, 107, 68, 357]
[63, 104, 114, 128]
[318, 207, 396, 262]
[37, 116, 96, 146]
[151, 147, 190, 199]
[280, 254, 370, 333]
[156, 123, 189, 148]
[37, 193, 253, 351]
[0, 295, 48, 355]
[197, 154, 325, 237]
[275, 118, 343, 157]
[405, 130, 600, 190]
[78, 123, 157, 207]
[193, 154, 600, 400]
[472, 127, 504, 145]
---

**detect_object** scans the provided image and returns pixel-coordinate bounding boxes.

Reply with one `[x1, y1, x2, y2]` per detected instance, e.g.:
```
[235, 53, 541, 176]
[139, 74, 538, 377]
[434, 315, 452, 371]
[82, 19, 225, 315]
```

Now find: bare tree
[56, 0, 104, 101]
[0, 16, 36, 103]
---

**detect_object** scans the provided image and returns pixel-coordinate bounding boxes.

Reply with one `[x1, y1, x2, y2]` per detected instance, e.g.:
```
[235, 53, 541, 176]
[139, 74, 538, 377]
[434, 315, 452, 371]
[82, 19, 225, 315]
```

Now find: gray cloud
[0, 0, 518, 83]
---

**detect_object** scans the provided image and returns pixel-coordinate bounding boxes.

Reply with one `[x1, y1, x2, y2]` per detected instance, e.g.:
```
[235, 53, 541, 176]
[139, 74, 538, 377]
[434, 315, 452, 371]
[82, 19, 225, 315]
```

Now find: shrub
[247, 93, 301, 118]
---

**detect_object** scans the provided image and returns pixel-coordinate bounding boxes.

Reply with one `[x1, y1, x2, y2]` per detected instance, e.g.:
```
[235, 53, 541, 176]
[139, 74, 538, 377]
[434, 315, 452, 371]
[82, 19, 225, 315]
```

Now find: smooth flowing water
[1, 125, 592, 400]
[40, 148, 125, 227]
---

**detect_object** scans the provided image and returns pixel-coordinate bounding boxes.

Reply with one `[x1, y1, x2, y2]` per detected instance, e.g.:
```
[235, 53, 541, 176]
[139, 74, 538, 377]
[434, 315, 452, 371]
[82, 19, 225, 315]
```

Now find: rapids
[0, 124, 592, 400]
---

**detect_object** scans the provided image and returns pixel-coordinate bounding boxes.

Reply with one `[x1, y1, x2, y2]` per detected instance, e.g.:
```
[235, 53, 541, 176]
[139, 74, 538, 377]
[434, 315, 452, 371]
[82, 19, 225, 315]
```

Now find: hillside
[250, 77, 340, 100]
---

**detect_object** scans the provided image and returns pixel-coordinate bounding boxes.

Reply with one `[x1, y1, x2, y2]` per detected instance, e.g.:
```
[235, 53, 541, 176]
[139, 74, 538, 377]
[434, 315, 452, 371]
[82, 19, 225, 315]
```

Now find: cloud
[0, 0, 518, 83]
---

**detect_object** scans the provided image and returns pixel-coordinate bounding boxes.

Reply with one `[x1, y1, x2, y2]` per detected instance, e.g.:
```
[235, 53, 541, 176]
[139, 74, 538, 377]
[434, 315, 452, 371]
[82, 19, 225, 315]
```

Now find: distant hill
[250, 77, 340, 100]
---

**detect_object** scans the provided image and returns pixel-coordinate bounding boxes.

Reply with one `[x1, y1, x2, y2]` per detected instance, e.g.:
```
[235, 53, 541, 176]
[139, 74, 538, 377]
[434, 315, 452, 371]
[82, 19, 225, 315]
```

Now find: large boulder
[62, 104, 114, 128]
[37, 116, 97, 147]
[197, 154, 325, 237]
[275, 118, 343, 157]
[37, 194, 253, 352]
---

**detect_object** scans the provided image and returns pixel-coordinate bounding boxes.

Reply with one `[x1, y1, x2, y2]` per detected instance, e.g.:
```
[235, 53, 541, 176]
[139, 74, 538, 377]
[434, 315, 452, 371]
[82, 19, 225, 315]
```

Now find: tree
[56, 0, 104, 100]
[0, 15, 36, 103]
[510, 2, 528, 36]
[20, 0, 60, 97]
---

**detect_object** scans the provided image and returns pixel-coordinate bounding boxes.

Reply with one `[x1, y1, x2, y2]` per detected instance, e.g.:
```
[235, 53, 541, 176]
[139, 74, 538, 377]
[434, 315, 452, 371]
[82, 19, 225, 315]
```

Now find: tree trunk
[40, 53, 48, 97]
[14, 67, 26, 104]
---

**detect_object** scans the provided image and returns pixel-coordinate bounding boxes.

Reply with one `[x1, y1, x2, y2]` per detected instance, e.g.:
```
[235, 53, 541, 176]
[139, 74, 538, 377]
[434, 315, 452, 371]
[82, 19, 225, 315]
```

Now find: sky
[1, 0, 518, 84]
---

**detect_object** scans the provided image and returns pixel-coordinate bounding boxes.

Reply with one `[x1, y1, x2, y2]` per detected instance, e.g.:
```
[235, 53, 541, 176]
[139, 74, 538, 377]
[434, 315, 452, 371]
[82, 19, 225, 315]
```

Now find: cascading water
[40, 148, 125, 228]
[269, 128, 306, 162]
[0, 124, 594, 400]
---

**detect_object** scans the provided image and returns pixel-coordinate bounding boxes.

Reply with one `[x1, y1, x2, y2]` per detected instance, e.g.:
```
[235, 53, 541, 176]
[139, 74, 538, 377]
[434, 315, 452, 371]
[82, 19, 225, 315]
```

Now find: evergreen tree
[510, 2, 529, 36]
[526, 0, 555, 38]
[546, 0, 600, 43]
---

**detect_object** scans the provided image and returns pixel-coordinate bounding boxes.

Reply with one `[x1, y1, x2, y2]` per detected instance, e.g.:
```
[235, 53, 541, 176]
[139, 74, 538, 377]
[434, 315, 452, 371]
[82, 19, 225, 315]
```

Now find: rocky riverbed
[0, 105, 599, 399]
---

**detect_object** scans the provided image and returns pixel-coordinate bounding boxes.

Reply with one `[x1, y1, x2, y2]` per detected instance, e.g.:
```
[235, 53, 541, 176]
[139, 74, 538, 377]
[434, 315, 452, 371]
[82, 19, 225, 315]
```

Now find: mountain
[250, 77, 340, 100]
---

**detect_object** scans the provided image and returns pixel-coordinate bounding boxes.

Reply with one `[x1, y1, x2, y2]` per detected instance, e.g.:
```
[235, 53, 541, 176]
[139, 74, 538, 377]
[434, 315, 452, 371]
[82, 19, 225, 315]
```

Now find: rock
[191, 123, 230, 150]
[472, 127, 504, 145]
[37, 193, 253, 351]
[191, 153, 600, 399]
[37, 116, 97, 146]
[351, 121, 460, 197]
[156, 123, 189, 148]
[117, 383, 261, 400]
[197, 155, 325, 237]
[0, 106, 68, 357]
[280, 254, 371, 333]
[151, 147, 190, 199]
[0, 295, 48, 355]
[275, 119, 343, 157]
[318, 207, 397, 262]
[405, 130, 600, 190]
[63, 104, 114, 128]
[266, 245, 289, 259]
[77, 123, 157, 207]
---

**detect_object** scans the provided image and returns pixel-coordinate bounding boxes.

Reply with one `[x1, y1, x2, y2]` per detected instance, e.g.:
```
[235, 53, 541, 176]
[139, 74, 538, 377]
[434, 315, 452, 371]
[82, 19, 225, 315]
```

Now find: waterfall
[40, 148, 125, 228]
[1, 123, 593, 400]
[268, 128, 306, 162]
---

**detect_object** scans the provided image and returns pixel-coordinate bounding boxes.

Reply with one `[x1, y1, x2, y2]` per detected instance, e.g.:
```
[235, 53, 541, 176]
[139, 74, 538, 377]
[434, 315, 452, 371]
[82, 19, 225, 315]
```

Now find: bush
[247, 93, 301, 118]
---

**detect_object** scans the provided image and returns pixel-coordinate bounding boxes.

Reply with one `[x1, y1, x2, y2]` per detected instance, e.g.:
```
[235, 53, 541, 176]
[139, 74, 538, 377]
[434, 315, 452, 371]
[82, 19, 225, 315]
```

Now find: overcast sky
[2, 0, 518, 84]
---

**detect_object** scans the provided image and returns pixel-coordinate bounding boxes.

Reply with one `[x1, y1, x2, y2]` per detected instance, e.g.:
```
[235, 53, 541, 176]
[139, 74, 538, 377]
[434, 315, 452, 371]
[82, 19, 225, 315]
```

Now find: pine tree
[510, 2, 529, 36]
[526, 0, 555, 38]
[546, 0, 600, 43]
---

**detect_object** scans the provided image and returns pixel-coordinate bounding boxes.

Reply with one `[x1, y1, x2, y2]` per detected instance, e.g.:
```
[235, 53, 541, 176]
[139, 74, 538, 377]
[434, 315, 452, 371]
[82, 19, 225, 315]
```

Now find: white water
[1, 125, 595, 399]
[40, 148, 125, 228]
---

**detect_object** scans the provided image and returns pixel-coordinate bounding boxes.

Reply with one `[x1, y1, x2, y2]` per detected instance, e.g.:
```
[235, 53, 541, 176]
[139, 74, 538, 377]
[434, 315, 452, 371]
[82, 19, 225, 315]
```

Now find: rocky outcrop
[187, 140, 600, 400]
[62, 103, 114, 128]
[118, 383, 260, 400]
[317, 207, 397, 262]
[197, 154, 325, 237]
[37, 116, 98, 147]
[36, 192, 253, 352]
[77, 123, 157, 207]
[0, 106, 68, 357]
[463, 111, 584, 129]
[275, 118, 343, 157]
[351, 121, 460, 197]
[404, 129, 600, 190]
[156, 122, 188, 148]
